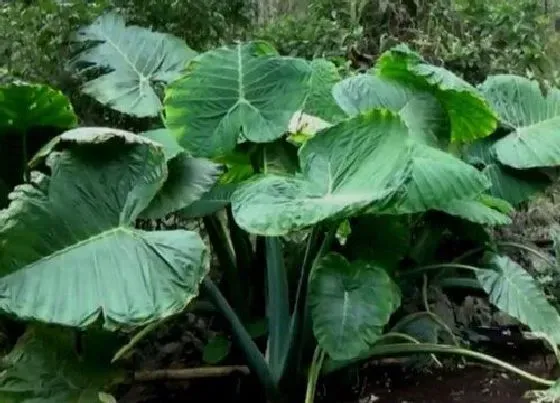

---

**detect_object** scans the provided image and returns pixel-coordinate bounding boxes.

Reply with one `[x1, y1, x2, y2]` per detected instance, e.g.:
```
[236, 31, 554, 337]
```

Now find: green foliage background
[1, 0, 559, 125]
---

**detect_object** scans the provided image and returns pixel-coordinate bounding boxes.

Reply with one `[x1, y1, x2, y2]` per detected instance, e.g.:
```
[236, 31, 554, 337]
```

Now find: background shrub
[2, 0, 559, 126]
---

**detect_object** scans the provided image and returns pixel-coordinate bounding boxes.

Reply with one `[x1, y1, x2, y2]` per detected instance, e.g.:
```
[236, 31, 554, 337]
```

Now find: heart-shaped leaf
[308, 253, 401, 361]
[164, 41, 311, 157]
[69, 12, 197, 117]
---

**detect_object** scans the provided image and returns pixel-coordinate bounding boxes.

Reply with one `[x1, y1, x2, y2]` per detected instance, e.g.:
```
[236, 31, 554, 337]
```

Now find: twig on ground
[132, 365, 250, 382]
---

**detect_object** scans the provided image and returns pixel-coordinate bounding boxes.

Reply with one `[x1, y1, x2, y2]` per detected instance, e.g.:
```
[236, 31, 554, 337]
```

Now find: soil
[119, 353, 557, 402]
[319, 356, 554, 403]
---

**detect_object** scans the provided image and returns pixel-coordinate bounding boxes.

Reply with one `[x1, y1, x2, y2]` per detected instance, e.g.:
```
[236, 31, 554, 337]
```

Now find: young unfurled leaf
[165, 41, 311, 157]
[0, 128, 208, 330]
[308, 253, 401, 361]
[479, 75, 560, 168]
[287, 111, 332, 144]
[231, 109, 412, 236]
[69, 12, 197, 117]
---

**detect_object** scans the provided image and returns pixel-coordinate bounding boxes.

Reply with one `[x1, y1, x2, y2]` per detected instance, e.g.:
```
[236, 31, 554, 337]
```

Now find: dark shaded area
[320, 358, 551, 403]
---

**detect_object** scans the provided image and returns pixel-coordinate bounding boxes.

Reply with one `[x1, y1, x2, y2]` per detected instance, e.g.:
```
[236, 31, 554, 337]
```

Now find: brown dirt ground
[319, 356, 556, 403]
[119, 354, 557, 402]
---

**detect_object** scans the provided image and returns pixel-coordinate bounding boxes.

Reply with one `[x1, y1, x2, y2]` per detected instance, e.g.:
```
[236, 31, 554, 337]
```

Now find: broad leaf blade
[376, 44, 497, 143]
[439, 198, 511, 225]
[140, 129, 221, 218]
[476, 255, 560, 344]
[140, 153, 221, 218]
[333, 73, 448, 147]
[463, 132, 550, 205]
[309, 253, 401, 361]
[483, 164, 550, 205]
[0, 128, 208, 329]
[70, 12, 197, 117]
[164, 41, 311, 157]
[231, 110, 412, 235]
[479, 75, 560, 168]
[388, 144, 490, 215]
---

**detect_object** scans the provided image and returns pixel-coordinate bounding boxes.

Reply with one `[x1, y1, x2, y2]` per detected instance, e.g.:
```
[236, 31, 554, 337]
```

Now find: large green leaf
[438, 197, 511, 225]
[333, 73, 449, 147]
[309, 253, 401, 361]
[140, 153, 221, 218]
[479, 75, 560, 168]
[379, 144, 511, 224]
[164, 41, 311, 157]
[301, 59, 345, 122]
[376, 44, 497, 143]
[476, 255, 560, 344]
[0, 326, 121, 403]
[463, 132, 551, 205]
[0, 128, 208, 329]
[387, 144, 490, 215]
[482, 164, 549, 205]
[139, 128, 221, 218]
[231, 109, 412, 236]
[70, 12, 197, 118]
[0, 82, 77, 132]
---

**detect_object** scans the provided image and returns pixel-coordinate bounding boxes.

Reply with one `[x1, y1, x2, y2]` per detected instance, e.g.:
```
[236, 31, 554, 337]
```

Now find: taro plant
[3, 11, 560, 403]
[160, 39, 560, 402]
